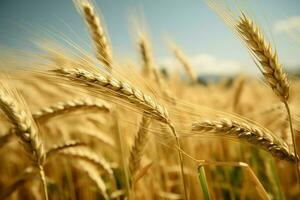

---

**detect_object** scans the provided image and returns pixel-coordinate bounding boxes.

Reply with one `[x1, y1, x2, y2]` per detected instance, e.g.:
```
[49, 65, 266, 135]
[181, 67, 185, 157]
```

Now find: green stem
[269, 159, 285, 200]
[198, 165, 211, 200]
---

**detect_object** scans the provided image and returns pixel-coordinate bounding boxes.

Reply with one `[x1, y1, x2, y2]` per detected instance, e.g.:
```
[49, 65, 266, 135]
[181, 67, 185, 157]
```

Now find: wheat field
[0, 0, 300, 199]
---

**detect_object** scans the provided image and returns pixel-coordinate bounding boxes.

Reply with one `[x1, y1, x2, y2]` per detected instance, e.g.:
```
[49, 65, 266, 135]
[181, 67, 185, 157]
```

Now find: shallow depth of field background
[1, 0, 300, 200]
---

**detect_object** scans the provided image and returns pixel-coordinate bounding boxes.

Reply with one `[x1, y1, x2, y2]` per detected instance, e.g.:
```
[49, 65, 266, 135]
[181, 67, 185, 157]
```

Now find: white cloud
[273, 16, 300, 34]
[160, 53, 244, 76]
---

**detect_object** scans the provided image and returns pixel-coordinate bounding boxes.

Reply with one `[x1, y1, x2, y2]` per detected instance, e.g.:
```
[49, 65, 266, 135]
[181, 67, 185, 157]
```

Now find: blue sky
[1, 0, 300, 75]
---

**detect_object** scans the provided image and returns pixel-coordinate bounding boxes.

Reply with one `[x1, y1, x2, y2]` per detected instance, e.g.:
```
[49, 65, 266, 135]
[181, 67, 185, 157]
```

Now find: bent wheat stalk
[192, 118, 296, 162]
[236, 13, 299, 181]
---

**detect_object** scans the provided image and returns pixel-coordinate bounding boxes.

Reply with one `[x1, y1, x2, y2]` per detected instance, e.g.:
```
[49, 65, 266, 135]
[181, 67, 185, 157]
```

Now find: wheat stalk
[236, 12, 299, 183]
[192, 118, 297, 162]
[129, 115, 151, 177]
[78, 0, 113, 71]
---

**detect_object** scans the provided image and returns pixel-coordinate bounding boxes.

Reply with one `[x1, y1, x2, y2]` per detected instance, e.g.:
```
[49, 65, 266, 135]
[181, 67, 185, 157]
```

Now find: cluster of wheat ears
[0, 0, 300, 199]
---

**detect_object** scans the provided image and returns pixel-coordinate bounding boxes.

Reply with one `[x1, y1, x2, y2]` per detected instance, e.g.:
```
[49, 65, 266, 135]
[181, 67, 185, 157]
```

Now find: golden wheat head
[236, 13, 289, 102]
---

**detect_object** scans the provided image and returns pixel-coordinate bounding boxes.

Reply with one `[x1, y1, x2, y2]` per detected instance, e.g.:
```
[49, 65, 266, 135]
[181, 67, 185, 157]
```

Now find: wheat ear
[236, 13, 289, 102]
[33, 98, 110, 121]
[139, 34, 164, 91]
[3, 98, 111, 148]
[129, 115, 151, 177]
[51, 67, 170, 123]
[59, 146, 113, 176]
[139, 34, 154, 77]
[170, 43, 197, 84]
[51, 67, 187, 199]
[236, 13, 299, 182]
[0, 89, 48, 200]
[69, 129, 116, 148]
[139, 34, 176, 103]
[78, 0, 112, 71]
[192, 118, 297, 162]
[77, 160, 109, 200]
[46, 140, 85, 157]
